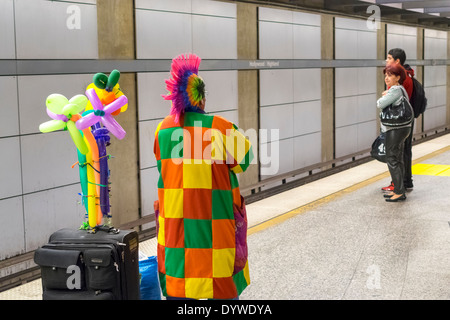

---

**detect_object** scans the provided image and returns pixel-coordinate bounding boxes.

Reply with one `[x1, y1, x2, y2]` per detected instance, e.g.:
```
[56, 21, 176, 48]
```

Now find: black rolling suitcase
[34, 227, 140, 300]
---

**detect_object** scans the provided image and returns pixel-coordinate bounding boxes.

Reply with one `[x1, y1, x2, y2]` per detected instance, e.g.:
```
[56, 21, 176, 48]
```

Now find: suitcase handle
[90, 225, 120, 234]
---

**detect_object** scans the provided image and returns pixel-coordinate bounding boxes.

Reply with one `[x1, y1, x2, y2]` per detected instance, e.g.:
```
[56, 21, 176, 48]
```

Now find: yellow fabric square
[157, 216, 165, 246]
[213, 248, 235, 278]
[183, 159, 212, 189]
[185, 278, 213, 299]
[225, 129, 251, 164]
[211, 129, 226, 162]
[164, 189, 183, 218]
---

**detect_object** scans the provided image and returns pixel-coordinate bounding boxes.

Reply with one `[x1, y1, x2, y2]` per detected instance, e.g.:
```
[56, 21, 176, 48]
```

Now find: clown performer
[153, 53, 254, 300]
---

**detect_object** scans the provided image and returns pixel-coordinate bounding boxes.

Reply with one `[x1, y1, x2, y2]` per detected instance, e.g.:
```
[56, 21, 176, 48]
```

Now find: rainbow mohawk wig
[162, 53, 205, 123]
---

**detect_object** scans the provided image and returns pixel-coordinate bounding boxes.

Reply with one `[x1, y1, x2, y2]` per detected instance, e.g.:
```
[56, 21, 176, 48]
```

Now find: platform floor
[2, 134, 450, 300]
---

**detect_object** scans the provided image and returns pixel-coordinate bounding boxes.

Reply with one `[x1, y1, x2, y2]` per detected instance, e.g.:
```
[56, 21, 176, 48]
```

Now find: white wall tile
[192, 0, 236, 17]
[0, 76, 19, 137]
[23, 185, 85, 251]
[136, 10, 192, 59]
[0, 0, 15, 59]
[293, 132, 321, 169]
[0, 197, 25, 260]
[260, 104, 294, 143]
[293, 100, 321, 136]
[192, 15, 237, 59]
[259, 21, 293, 59]
[335, 125, 358, 158]
[293, 24, 321, 59]
[259, 7, 292, 23]
[260, 69, 293, 106]
[0, 137, 22, 199]
[21, 133, 80, 194]
[15, 0, 98, 59]
[335, 68, 359, 98]
[137, 72, 172, 121]
[335, 96, 359, 128]
[293, 11, 321, 26]
[357, 120, 377, 151]
[260, 138, 293, 178]
[293, 69, 321, 102]
[135, 0, 191, 12]
[335, 29, 358, 59]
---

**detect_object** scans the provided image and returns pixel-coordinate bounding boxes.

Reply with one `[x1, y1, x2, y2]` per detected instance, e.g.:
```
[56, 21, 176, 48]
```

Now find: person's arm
[377, 86, 402, 110]
[225, 124, 254, 174]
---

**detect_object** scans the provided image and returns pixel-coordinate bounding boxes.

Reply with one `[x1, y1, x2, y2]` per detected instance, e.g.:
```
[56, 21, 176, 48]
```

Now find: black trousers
[385, 127, 411, 195]
[403, 120, 414, 186]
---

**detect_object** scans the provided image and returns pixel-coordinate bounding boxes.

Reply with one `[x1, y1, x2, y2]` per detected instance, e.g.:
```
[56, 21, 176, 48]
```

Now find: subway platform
[2, 133, 450, 300]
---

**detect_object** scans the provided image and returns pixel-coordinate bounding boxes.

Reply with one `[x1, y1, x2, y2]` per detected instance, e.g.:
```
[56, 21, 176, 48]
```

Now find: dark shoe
[404, 181, 414, 190]
[384, 193, 394, 198]
[385, 194, 406, 202]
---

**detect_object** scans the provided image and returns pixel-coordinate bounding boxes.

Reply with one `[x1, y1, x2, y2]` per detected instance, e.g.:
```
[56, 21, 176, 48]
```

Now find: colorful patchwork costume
[154, 54, 253, 299]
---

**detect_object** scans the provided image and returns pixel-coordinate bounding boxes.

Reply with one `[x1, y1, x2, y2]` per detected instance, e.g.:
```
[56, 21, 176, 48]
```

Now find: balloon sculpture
[39, 70, 127, 230]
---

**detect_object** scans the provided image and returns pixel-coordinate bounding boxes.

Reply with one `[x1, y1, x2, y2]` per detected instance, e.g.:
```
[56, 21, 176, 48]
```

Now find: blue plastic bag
[139, 256, 161, 300]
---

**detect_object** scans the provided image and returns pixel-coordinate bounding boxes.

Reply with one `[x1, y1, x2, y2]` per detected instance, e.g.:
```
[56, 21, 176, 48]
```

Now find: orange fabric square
[232, 187, 241, 208]
[165, 218, 184, 248]
[212, 116, 233, 136]
[165, 275, 186, 298]
[183, 126, 212, 161]
[161, 159, 183, 189]
[159, 115, 181, 130]
[211, 162, 231, 190]
[213, 277, 238, 299]
[157, 243, 166, 274]
[185, 249, 212, 278]
[158, 188, 165, 218]
[183, 189, 212, 219]
[212, 219, 235, 249]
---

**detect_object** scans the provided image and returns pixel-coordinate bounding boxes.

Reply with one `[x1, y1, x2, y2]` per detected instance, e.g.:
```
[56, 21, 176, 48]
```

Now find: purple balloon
[76, 88, 127, 140]
[93, 123, 110, 217]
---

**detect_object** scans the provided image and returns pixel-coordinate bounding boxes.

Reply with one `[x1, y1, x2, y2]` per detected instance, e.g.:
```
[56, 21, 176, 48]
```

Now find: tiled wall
[135, 0, 239, 220]
[258, 7, 322, 179]
[334, 17, 378, 159]
[0, 0, 98, 260]
[423, 29, 448, 131]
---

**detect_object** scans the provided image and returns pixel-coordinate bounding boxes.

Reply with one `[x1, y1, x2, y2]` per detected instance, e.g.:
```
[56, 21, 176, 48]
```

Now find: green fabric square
[229, 172, 239, 189]
[233, 269, 248, 295]
[184, 112, 214, 128]
[158, 127, 184, 160]
[212, 190, 233, 220]
[238, 145, 254, 172]
[165, 247, 185, 278]
[184, 219, 212, 248]
[157, 160, 164, 188]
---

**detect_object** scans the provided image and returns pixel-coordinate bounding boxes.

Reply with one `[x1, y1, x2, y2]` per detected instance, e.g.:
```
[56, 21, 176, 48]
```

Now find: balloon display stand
[39, 70, 128, 230]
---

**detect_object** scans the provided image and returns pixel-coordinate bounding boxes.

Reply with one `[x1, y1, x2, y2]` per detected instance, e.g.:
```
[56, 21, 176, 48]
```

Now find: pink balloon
[76, 88, 127, 140]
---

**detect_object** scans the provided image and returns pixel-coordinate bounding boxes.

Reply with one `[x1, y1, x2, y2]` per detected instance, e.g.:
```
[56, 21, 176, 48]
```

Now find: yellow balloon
[85, 83, 128, 113]
[84, 135, 98, 228]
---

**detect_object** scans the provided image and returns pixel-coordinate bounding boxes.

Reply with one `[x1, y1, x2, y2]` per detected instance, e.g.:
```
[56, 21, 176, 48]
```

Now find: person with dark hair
[377, 64, 412, 202]
[382, 48, 415, 192]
